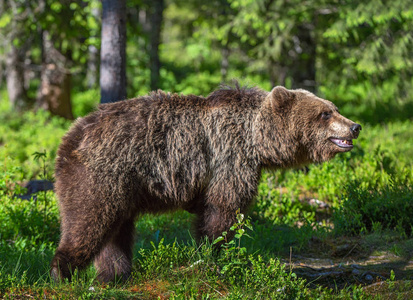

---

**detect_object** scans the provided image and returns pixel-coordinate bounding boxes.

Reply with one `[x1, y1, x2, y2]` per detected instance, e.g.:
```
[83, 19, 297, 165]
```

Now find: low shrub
[334, 185, 413, 237]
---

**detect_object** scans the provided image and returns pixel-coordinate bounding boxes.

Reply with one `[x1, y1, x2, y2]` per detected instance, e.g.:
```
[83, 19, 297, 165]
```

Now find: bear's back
[56, 87, 264, 207]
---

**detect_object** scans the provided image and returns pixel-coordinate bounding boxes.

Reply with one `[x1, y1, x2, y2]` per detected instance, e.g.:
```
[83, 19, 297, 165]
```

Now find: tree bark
[221, 46, 229, 82]
[36, 31, 74, 119]
[38, 64, 73, 119]
[149, 0, 164, 91]
[100, 0, 127, 103]
[86, 4, 100, 89]
[290, 24, 316, 92]
[86, 44, 99, 89]
[269, 58, 287, 88]
[6, 43, 30, 110]
[5, 0, 31, 110]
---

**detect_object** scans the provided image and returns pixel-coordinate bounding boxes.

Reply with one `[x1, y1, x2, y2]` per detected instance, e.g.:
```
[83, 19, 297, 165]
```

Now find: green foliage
[334, 186, 413, 237]
[3, 0, 413, 125]
[230, 256, 305, 299]
[226, 0, 313, 64]
[255, 174, 317, 225]
[137, 239, 190, 279]
[0, 270, 28, 294]
[319, 0, 413, 123]
[0, 192, 59, 251]
[0, 107, 70, 179]
[0, 157, 25, 197]
[1, 0, 99, 64]
[322, 0, 413, 75]
[136, 217, 308, 299]
[72, 89, 100, 118]
[158, 0, 413, 124]
[213, 213, 253, 279]
[0, 191, 58, 289]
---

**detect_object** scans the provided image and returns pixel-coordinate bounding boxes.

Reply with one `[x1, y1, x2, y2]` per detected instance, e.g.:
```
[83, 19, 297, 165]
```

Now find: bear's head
[257, 86, 361, 167]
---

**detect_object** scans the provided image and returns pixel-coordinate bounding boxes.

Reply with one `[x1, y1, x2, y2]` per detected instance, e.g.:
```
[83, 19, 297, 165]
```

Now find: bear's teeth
[330, 138, 353, 148]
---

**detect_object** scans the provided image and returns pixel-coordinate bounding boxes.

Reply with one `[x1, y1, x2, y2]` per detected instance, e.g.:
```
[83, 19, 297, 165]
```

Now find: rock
[16, 180, 54, 200]
[365, 274, 373, 282]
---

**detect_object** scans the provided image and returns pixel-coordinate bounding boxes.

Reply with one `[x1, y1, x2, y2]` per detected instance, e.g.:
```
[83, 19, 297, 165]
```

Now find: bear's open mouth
[329, 138, 353, 149]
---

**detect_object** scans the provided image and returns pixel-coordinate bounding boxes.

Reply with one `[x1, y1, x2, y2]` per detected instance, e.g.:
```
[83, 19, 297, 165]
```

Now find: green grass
[0, 93, 412, 298]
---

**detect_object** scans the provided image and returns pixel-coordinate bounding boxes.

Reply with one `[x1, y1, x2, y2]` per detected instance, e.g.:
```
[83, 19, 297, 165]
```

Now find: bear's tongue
[330, 138, 353, 148]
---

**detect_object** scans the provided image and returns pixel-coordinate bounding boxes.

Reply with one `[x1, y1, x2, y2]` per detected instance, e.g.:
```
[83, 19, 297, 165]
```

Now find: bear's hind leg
[50, 205, 128, 282]
[93, 218, 135, 282]
[51, 229, 107, 282]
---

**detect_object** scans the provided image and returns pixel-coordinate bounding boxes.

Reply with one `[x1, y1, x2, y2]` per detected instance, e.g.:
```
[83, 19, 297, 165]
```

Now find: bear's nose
[350, 124, 362, 137]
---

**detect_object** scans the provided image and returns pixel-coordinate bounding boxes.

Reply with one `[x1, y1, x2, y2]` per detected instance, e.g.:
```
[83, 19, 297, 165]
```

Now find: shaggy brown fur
[50, 85, 361, 282]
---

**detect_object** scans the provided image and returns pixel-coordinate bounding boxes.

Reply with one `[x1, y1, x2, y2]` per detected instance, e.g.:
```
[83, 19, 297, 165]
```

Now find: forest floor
[287, 233, 413, 297]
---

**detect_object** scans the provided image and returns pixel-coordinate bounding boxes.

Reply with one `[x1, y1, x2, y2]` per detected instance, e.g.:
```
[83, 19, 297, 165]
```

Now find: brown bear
[50, 85, 361, 282]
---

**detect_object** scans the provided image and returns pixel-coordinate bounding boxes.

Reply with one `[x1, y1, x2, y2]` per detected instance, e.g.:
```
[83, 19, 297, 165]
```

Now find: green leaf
[0, 13, 11, 28]
[213, 236, 224, 245]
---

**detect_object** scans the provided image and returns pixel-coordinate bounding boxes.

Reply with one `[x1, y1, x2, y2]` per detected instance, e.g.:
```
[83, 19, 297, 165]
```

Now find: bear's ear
[266, 86, 295, 110]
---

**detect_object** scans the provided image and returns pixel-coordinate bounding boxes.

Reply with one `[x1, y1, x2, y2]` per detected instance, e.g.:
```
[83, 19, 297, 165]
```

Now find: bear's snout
[350, 123, 362, 138]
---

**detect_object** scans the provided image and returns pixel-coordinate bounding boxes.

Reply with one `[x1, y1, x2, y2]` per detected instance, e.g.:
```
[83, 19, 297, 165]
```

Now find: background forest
[2, 0, 413, 122]
[1, 0, 413, 298]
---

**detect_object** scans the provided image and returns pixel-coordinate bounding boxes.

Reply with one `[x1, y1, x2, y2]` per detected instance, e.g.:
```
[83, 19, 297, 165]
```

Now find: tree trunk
[6, 43, 30, 111]
[86, 44, 99, 89]
[269, 59, 287, 87]
[5, 0, 31, 111]
[221, 46, 229, 82]
[290, 24, 316, 92]
[100, 0, 127, 103]
[149, 0, 164, 91]
[37, 64, 73, 119]
[37, 31, 74, 119]
[86, 4, 100, 89]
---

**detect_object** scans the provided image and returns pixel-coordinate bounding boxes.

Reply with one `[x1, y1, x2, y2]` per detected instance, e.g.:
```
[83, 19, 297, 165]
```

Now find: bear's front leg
[195, 165, 259, 247]
[195, 203, 240, 244]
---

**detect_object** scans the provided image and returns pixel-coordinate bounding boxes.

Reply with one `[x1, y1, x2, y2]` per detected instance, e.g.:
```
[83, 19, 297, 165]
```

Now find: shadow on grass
[246, 215, 413, 290]
[131, 205, 413, 291]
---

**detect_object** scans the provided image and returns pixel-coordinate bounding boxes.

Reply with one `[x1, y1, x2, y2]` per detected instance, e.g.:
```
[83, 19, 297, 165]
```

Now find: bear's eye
[321, 112, 331, 120]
